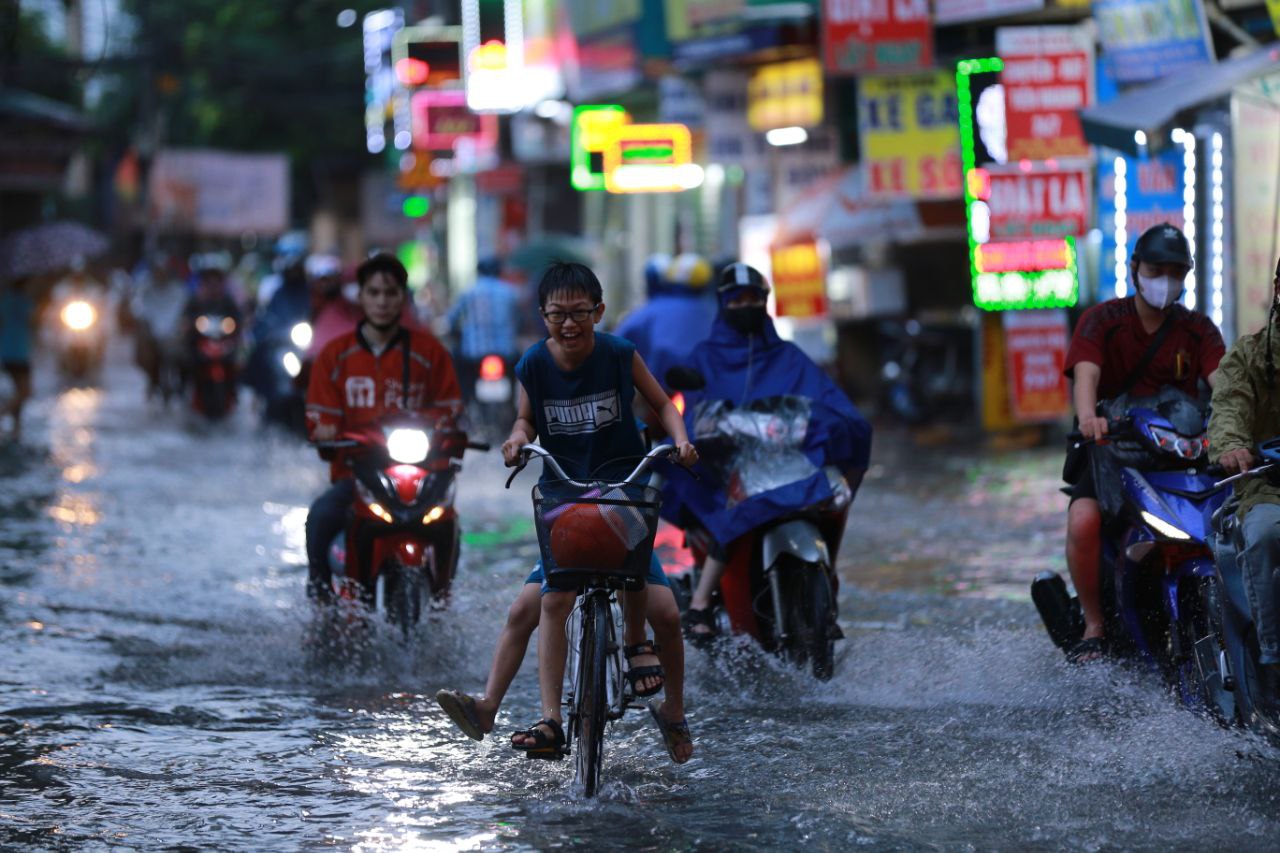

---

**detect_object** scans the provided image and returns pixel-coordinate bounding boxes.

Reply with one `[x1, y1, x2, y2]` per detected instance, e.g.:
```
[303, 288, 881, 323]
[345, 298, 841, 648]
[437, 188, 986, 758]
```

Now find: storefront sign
[148, 149, 290, 236]
[1093, 0, 1213, 84]
[570, 105, 629, 191]
[859, 71, 962, 199]
[936, 0, 1043, 24]
[1003, 309, 1070, 421]
[1232, 78, 1280, 335]
[775, 126, 842, 211]
[822, 0, 933, 75]
[996, 26, 1092, 162]
[704, 71, 762, 165]
[410, 90, 499, 152]
[748, 58, 824, 131]
[958, 57, 1078, 311]
[1097, 148, 1185, 299]
[603, 123, 701, 194]
[770, 241, 828, 318]
[985, 167, 1091, 239]
[659, 76, 707, 128]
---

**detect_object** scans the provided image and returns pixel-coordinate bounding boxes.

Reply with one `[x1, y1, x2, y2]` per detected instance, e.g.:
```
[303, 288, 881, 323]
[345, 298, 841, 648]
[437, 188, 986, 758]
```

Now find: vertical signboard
[771, 241, 829, 318]
[1093, 0, 1213, 84]
[1096, 148, 1185, 300]
[1232, 78, 1280, 335]
[822, 0, 933, 75]
[1002, 309, 1070, 420]
[858, 71, 962, 199]
[996, 26, 1093, 162]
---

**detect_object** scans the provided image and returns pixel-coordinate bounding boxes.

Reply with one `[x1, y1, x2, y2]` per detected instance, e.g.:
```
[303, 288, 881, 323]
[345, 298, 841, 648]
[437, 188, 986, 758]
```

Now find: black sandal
[510, 717, 567, 761]
[624, 640, 665, 697]
[682, 607, 716, 640]
[1067, 636, 1106, 665]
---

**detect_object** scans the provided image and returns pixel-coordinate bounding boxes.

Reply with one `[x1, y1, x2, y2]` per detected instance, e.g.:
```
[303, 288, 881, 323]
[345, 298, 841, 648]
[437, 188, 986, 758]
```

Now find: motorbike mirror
[665, 366, 706, 392]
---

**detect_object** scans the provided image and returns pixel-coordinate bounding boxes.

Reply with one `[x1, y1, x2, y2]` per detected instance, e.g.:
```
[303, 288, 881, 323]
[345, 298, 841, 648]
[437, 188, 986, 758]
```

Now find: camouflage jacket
[1208, 322, 1280, 518]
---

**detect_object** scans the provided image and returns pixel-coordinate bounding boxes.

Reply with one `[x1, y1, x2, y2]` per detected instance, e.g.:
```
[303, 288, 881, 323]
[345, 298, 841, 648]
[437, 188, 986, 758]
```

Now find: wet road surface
[4, 356, 1280, 850]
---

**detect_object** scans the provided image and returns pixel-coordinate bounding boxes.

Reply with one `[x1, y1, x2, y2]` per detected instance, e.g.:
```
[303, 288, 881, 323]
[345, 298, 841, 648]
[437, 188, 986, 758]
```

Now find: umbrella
[0, 221, 109, 281]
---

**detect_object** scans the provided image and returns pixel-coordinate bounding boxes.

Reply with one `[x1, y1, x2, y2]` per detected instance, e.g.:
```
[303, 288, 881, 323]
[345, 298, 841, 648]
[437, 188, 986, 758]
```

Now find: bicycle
[505, 443, 677, 796]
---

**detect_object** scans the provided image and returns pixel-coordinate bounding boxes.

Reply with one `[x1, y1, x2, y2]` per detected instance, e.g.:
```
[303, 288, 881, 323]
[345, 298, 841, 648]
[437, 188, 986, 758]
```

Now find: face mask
[724, 305, 767, 336]
[1137, 274, 1182, 310]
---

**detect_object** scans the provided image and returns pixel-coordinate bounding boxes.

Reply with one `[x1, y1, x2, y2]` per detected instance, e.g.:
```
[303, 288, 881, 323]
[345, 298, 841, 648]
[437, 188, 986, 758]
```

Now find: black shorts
[1, 361, 30, 384]
[1066, 456, 1097, 503]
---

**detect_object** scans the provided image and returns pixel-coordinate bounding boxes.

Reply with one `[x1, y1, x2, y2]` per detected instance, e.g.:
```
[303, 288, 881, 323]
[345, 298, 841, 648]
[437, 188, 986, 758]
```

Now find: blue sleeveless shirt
[516, 332, 646, 481]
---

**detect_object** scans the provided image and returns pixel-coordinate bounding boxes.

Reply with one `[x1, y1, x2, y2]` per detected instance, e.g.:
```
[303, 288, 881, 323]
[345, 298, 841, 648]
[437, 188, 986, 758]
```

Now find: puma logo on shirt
[543, 390, 622, 435]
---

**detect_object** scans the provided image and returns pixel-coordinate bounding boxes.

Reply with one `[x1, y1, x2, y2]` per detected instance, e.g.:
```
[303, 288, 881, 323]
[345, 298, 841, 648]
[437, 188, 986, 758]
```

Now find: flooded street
[5, 356, 1280, 850]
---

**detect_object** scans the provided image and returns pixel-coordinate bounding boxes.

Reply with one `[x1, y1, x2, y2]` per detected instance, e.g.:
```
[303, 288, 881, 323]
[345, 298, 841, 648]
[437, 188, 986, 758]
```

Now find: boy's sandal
[647, 698, 693, 765]
[435, 689, 485, 741]
[682, 607, 717, 639]
[510, 717, 567, 761]
[1067, 636, 1106, 665]
[624, 640, 665, 697]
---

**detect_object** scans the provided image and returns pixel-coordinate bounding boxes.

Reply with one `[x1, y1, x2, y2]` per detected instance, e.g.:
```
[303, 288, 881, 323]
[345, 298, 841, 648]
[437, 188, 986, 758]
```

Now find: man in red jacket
[304, 253, 462, 602]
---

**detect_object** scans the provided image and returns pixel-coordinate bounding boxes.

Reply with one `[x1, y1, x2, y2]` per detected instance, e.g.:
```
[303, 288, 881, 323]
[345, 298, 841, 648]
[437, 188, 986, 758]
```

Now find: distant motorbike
[51, 294, 106, 380]
[315, 415, 488, 633]
[1032, 390, 1227, 709]
[190, 312, 240, 420]
[247, 320, 312, 433]
[1205, 438, 1280, 737]
[667, 380, 852, 680]
[877, 318, 973, 424]
[467, 353, 515, 443]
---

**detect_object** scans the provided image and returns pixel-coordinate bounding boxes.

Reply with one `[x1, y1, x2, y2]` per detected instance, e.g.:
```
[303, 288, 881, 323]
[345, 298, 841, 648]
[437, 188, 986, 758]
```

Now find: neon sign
[571, 105, 628, 191]
[410, 89, 498, 151]
[570, 106, 702, 194]
[958, 57, 1078, 311]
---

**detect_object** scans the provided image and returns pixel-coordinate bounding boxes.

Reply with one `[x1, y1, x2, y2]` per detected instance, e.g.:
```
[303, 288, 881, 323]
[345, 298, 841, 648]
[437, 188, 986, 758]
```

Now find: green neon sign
[570, 105, 627, 192]
[956, 58, 1079, 312]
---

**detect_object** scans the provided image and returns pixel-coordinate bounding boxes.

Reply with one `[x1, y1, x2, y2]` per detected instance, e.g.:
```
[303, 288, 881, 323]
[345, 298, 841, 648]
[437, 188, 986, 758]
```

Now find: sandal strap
[624, 640, 661, 658]
[627, 665, 663, 679]
[512, 717, 564, 748]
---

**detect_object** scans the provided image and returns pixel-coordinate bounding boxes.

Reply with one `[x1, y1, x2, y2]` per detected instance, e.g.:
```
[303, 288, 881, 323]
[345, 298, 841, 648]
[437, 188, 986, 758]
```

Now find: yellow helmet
[666, 253, 713, 289]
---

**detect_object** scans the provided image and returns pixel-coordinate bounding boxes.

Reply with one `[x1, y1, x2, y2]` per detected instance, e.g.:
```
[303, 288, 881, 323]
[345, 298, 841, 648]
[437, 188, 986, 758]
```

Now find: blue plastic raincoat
[660, 293, 872, 547]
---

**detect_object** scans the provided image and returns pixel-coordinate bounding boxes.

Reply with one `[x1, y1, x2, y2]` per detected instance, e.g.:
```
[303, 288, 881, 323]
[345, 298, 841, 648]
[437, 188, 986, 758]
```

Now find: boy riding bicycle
[436, 261, 697, 762]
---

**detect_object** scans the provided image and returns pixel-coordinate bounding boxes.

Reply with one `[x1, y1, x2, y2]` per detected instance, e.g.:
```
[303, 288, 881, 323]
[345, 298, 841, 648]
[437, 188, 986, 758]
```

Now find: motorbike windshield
[692, 395, 818, 509]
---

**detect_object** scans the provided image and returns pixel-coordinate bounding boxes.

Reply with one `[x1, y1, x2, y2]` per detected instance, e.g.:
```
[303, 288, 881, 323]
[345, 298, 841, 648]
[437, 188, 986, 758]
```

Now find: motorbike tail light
[479, 354, 505, 382]
[671, 391, 685, 416]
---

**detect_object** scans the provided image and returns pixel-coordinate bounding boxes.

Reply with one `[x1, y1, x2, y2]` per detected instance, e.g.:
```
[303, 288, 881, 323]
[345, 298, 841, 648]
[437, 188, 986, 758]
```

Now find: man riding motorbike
[1062, 223, 1224, 662]
[303, 253, 462, 603]
[447, 256, 521, 399]
[1208, 256, 1280, 701]
[130, 254, 189, 401]
[662, 262, 872, 638]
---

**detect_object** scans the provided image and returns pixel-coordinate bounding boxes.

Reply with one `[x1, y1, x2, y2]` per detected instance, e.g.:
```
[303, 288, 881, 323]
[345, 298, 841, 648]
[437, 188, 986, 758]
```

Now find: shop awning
[1080, 46, 1280, 156]
[773, 166, 966, 249]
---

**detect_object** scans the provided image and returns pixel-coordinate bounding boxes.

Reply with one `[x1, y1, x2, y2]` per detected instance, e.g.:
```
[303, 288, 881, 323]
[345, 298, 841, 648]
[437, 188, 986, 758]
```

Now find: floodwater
[4, 356, 1280, 850]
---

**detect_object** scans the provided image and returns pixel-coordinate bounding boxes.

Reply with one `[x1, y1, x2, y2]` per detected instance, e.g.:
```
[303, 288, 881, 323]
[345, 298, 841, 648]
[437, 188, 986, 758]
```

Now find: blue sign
[1093, 0, 1213, 84]
[1097, 146, 1187, 299]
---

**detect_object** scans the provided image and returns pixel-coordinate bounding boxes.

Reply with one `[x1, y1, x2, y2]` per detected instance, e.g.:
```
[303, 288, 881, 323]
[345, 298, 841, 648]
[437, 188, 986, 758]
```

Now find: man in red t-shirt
[303, 253, 461, 603]
[1061, 223, 1225, 661]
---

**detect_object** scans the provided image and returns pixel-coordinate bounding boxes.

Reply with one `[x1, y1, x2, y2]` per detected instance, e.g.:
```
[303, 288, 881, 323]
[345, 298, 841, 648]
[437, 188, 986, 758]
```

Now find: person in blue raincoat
[615, 253, 719, 390]
[661, 262, 872, 636]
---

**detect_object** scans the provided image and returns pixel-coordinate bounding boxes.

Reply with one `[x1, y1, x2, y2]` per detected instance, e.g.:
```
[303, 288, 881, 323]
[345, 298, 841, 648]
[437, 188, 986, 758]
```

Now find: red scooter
[191, 312, 239, 419]
[316, 414, 487, 632]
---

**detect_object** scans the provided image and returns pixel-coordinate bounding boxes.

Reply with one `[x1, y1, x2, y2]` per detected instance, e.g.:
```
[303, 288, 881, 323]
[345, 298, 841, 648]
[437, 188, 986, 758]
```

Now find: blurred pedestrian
[0, 277, 34, 440]
[447, 256, 520, 400]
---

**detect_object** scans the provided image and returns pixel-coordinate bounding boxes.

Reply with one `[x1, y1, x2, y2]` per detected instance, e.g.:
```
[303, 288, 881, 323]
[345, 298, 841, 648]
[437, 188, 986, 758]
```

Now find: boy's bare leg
[646, 584, 694, 761]
[624, 587, 662, 693]
[467, 582, 540, 733]
[513, 589, 576, 747]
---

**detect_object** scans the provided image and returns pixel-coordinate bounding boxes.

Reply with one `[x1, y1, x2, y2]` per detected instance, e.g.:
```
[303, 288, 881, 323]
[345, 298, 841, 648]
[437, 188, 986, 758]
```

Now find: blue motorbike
[1206, 437, 1280, 737]
[1033, 391, 1228, 709]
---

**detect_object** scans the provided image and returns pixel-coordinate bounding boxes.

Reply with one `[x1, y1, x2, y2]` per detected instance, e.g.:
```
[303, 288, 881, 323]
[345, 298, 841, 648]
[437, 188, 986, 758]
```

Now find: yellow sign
[747, 59, 823, 131]
[859, 71, 963, 200]
[770, 241, 828, 318]
[603, 123, 701, 194]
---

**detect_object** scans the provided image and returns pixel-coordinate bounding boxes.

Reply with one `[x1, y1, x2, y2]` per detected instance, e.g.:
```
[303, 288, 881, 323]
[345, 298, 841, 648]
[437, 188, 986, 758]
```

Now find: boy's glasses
[542, 305, 599, 324]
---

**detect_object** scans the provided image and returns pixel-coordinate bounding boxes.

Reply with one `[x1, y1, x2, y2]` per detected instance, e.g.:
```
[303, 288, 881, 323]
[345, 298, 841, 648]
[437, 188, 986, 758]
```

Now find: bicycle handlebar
[504, 443, 680, 490]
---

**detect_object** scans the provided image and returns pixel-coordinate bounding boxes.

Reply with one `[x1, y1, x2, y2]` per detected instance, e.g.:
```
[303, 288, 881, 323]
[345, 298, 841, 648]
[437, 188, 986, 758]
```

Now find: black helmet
[717, 262, 770, 294]
[1133, 223, 1193, 270]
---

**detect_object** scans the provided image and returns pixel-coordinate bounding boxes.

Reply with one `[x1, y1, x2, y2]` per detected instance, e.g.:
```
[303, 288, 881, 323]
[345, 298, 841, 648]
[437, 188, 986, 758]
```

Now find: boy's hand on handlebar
[1078, 416, 1108, 442]
[675, 441, 698, 468]
[501, 437, 525, 467]
[1219, 447, 1256, 474]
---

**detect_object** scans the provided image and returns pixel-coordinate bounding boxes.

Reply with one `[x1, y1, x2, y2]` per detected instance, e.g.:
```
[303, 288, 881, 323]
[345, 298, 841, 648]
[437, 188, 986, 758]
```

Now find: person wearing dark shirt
[1061, 223, 1225, 661]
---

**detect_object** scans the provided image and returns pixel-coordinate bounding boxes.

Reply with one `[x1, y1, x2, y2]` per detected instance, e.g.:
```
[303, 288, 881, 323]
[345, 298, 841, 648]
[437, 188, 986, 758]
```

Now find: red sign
[987, 167, 1090, 240]
[410, 90, 498, 151]
[996, 26, 1093, 162]
[770, 241, 828, 319]
[823, 0, 933, 75]
[1003, 309, 1070, 421]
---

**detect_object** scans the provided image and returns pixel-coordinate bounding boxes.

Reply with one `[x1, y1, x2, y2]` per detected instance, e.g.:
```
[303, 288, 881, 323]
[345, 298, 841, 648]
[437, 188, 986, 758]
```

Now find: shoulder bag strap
[1118, 312, 1176, 397]
[401, 331, 411, 411]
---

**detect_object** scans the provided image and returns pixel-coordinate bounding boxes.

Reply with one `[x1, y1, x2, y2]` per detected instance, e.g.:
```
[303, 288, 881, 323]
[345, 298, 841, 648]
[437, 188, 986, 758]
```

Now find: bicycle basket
[532, 479, 662, 589]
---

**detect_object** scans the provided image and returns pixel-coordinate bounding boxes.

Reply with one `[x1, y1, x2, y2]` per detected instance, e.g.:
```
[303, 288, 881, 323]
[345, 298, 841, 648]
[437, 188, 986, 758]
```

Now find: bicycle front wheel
[572, 591, 609, 797]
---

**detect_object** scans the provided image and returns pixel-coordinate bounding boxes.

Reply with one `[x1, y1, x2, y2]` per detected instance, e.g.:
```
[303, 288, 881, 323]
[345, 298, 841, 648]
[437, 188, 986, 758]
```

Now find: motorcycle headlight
[1140, 510, 1191, 541]
[281, 351, 302, 378]
[386, 428, 430, 464]
[61, 300, 96, 331]
[1147, 424, 1209, 460]
[290, 322, 313, 350]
